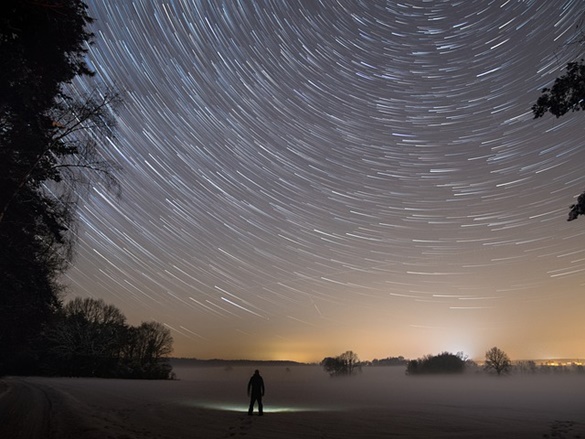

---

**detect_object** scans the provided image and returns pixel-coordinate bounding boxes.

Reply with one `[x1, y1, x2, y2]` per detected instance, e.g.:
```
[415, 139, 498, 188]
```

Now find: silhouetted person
[247, 369, 265, 415]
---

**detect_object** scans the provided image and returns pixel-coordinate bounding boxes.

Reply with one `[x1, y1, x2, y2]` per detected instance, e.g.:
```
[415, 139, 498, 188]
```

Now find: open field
[1, 365, 584, 438]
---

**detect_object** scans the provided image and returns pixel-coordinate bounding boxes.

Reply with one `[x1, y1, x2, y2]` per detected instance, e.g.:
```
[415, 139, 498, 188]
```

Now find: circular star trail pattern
[68, 0, 585, 361]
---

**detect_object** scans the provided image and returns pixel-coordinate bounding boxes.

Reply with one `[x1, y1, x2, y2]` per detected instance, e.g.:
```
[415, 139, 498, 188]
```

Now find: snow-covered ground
[1, 365, 584, 438]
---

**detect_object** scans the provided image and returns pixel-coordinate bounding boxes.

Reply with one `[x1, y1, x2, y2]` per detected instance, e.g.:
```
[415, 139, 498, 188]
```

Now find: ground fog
[1, 363, 584, 438]
[173, 364, 585, 415]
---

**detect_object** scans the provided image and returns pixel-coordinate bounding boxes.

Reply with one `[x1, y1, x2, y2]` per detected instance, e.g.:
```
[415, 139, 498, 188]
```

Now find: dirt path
[0, 376, 228, 439]
[0, 378, 55, 439]
[0, 377, 100, 439]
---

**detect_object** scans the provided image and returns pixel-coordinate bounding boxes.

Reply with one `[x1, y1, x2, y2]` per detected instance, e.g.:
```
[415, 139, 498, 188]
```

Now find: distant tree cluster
[304, 346, 584, 378]
[41, 298, 174, 379]
[514, 360, 538, 374]
[535, 363, 585, 374]
[511, 360, 584, 375]
[321, 351, 362, 376]
[406, 352, 467, 375]
[367, 356, 407, 367]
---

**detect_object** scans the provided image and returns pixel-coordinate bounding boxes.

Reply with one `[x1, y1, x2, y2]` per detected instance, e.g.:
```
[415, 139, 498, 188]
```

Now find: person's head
[254, 369, 260, 375]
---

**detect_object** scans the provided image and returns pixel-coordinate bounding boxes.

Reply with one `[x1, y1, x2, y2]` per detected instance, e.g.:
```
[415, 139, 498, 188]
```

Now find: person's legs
[258, 396, 263, 415]
[248, 396, 255, 415]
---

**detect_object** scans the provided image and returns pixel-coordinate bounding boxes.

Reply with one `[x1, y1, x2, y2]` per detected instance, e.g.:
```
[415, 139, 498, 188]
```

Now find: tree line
[10, 297, 174, 379]
[321, 347, 585, 377]
[0, 0, 122, 374]
[403, 348, 511, 375]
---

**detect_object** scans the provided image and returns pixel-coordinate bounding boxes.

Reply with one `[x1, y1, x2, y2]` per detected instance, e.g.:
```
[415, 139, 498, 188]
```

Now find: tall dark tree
[0, 0, 95, 217]
[0, 1, 118, 374]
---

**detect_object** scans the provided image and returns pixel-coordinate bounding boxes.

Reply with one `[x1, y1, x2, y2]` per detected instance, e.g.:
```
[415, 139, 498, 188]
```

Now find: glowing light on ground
[186, 401, 333, 413]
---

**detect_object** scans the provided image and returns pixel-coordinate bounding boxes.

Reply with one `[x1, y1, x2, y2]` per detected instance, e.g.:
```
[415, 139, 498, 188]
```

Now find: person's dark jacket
[247, 372, 265, 397]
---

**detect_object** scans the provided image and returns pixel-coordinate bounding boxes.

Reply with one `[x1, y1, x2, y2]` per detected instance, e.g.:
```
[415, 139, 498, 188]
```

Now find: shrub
[406, 352, 466, 375]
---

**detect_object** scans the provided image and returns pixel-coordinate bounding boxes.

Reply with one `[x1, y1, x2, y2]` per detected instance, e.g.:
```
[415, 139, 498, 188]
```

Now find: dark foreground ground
[1, 366, 584, 438]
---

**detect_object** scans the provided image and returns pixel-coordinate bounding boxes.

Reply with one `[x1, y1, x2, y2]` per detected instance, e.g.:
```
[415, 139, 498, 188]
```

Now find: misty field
[1, 364, 585, 438]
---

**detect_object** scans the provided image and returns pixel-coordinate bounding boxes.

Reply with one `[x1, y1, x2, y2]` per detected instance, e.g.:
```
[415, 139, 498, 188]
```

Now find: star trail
[67, 0, 585, 361]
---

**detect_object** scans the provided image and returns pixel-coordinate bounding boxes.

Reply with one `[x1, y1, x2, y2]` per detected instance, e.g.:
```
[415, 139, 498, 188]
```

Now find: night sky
[67, 0, 585, 362]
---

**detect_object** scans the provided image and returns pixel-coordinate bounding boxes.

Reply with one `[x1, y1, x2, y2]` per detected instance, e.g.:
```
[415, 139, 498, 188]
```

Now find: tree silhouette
[532, 60, 585, 119]
[406, 352, 466, 375]
[0, 1, 121, 373]
[321, 350, 361, 376]
[484, 346, 511, 376]
[45, 298, 127, 376]
[338, 350, 361, 375]
[44, 297, 173, 378]
[532, 36, 585, 220]
[121, 322, 174, 379]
